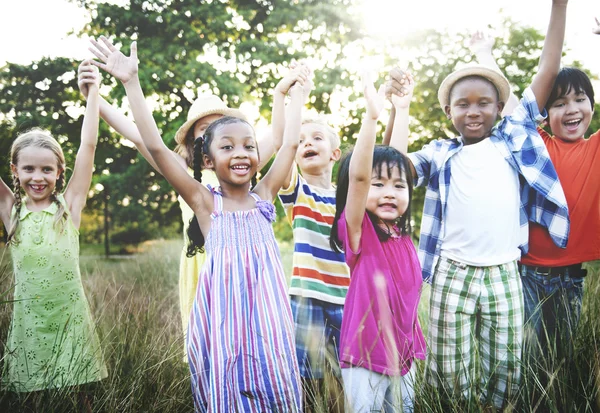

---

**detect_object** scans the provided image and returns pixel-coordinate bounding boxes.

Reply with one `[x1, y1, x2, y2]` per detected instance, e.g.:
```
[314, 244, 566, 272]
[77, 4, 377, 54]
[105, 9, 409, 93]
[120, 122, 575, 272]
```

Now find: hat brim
[437, 65, 511, 109]
[174, 107, 248, 145]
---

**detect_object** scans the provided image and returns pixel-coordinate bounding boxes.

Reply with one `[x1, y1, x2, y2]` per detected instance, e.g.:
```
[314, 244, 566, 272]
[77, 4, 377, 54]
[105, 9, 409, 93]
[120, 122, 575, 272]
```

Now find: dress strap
[208, 185, 223, 219]
[249, 191, 277, 223]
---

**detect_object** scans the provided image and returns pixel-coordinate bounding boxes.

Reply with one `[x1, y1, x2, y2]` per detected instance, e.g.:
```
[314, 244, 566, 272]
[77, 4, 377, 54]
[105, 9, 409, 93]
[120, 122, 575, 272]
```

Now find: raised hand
[89, 36, 138, 85]
[275, 62, 312, 95]
[77, 60, 100, 99]
[594, 17, 600, 35]
[362, 72, 385, 120]
[385, 68, 412, 100]
[390, 71, 414, 110]
[469, 31, 495, 57]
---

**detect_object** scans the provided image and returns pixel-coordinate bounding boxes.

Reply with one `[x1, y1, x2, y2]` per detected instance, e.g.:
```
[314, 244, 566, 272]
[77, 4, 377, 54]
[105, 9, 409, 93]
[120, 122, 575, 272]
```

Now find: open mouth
[379, 203, 397, 210]
[303, 150, 318, 159]
[563, 118, 582, 131]
[465, 122, 483, 130]
[29, 184, 47, 193]
[230, 164, 250, 175]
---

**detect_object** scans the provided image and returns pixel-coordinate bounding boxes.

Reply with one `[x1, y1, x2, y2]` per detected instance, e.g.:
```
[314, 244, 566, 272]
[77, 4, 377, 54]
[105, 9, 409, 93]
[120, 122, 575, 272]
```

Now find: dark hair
[545, 67, 595, 115]
[330, 145, 414, 253]
[186, 116, 258, 257]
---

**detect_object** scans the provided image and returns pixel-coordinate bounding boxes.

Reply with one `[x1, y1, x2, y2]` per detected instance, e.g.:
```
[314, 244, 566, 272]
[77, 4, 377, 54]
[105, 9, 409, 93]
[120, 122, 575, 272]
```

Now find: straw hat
[174, 94, 247, 145]
[437, 64, 511, 109]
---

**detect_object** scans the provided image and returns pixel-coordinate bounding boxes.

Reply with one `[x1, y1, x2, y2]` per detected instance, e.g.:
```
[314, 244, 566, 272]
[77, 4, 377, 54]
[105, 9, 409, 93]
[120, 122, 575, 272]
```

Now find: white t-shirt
[441, 138, 521, 266]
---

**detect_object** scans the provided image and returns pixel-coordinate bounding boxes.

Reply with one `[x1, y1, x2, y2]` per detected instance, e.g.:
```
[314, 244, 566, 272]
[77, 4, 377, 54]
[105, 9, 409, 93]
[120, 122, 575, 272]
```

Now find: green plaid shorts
[425, 257, 523, 409]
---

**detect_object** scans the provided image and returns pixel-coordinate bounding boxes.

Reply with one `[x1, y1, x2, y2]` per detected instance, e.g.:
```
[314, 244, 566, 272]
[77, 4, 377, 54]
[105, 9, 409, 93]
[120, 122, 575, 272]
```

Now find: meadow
[0, 239, 598, 412]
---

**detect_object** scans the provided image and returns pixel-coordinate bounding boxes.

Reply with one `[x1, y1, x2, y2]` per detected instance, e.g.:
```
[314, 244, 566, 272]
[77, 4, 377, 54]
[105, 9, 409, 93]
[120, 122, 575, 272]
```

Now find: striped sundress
[187, 187, 302, 412]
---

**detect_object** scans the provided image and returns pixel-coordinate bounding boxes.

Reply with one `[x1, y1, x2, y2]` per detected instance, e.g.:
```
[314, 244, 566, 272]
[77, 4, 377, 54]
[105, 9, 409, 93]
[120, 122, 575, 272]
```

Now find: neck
[217, 181, 252, 201]
[301, 165, 334, 189]
[25, 196, 53, 212]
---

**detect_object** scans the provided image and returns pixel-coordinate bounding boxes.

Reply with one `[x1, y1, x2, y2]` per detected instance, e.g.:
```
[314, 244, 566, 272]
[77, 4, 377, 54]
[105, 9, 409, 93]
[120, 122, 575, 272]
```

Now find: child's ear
[202, 154, 214, 170]
[444, 105, 452, 119]
[497, 101, 505, 117]
[331, 147, 342, 162]
[10, 163, 17, 177]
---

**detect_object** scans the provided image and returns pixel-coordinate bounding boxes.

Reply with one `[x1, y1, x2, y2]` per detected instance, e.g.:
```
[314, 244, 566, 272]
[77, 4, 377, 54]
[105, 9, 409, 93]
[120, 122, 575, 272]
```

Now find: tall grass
[0, 241, 598, 412]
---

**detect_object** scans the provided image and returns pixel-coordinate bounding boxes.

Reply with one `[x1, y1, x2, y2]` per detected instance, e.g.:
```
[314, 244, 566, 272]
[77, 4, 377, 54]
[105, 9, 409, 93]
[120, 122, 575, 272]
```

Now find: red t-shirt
[522, 128, 600, 266]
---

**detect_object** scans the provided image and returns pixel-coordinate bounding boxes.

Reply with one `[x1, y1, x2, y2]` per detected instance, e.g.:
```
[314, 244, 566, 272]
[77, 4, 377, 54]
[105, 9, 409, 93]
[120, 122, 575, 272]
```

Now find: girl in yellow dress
[0, 62, 107, 394]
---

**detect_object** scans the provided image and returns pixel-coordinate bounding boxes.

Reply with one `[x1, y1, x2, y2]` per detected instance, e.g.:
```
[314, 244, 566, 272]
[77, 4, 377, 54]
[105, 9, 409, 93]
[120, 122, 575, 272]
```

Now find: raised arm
[63, 64, 100, 228]
[78, 60, 184, 173]
[530, 0, 568, 112]
[593, 17, 600, 35]
[345, 74, 385, 252]
[255, 82, 306, 202]
[89, 37, 210, 218]
[382, 67, 408, 146]
[469, 32, 519, 116]
[388, 71, 414, 154]
[0, 177, 15, 231]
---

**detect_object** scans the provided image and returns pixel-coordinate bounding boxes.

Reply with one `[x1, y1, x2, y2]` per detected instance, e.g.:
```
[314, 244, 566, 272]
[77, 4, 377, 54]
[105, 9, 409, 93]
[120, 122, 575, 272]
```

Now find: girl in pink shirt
[330, 74, 425, 412]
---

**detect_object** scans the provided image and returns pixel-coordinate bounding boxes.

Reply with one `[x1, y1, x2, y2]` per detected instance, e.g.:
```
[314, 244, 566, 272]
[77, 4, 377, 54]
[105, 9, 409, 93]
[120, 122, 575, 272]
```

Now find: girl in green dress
[0, 61, 107, 395]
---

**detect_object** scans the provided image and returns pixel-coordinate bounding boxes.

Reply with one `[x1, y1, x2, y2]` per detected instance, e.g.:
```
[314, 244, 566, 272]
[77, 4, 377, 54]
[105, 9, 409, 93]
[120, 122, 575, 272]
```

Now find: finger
[130, 41, 137, 59]
[89, 59, 108, 72]
[88, 46, 108, 62]
[90, 38, 111, 58]
[100, 35, 118, 52]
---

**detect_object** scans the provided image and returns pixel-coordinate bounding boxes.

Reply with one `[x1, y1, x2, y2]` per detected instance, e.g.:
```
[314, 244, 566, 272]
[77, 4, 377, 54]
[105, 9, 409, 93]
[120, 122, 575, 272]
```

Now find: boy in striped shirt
[272, 66, 350, 409]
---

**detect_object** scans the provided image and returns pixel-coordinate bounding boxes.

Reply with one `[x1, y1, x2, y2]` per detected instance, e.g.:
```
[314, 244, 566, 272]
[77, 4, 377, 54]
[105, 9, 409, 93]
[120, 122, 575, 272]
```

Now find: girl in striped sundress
[88, 36, 310, 412]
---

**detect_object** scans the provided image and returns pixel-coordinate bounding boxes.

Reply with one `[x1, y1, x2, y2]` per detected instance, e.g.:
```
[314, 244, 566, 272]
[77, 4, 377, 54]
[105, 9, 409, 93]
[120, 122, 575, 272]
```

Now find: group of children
[1, 0, 599, 411]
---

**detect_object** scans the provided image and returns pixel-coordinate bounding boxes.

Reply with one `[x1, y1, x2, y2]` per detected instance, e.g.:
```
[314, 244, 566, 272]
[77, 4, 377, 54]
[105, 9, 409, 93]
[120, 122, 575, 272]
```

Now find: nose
[565, 102, 579, 115]
[466, 105, 480, 117]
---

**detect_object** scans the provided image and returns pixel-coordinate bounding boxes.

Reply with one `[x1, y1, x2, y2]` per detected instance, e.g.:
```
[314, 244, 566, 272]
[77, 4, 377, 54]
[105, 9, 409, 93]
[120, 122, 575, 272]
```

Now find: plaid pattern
[408, 87, 570, 282]
[425, 257, 523, 409]
[290, 295, 344, 379]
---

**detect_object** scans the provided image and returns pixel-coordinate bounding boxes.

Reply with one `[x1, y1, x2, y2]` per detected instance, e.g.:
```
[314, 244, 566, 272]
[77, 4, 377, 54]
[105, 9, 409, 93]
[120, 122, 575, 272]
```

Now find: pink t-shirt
[337, 210, 426, 376]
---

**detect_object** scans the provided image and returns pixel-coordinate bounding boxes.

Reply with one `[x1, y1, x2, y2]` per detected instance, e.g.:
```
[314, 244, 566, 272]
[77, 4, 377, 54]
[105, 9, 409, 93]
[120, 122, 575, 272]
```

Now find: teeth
[565, 119, 580, 125]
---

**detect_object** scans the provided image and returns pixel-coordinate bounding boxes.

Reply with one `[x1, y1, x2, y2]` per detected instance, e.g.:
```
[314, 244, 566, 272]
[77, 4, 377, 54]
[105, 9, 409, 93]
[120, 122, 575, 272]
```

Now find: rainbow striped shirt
[279, 168, 350, 305]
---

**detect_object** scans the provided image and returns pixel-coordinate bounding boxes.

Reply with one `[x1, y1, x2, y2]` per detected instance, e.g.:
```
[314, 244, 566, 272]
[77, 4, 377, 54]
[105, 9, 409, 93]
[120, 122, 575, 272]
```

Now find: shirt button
[33, 224, 42, 232]
[33, 236, 43, 245]
[31, 214, 42, 223]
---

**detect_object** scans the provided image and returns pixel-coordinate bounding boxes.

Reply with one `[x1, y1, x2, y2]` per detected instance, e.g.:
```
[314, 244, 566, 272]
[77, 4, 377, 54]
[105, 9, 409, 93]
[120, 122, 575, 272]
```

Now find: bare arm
[388, 72, 415, 154]
[0, 178, 15, 231]
[345, 74, 385, 252]
[530, 0, 568, 112]
[382, 67, 409, 146]
[78, 60, 185, 172]
[254, 82, 305, 202]
[63, 65, 100, 228]
[89, 37, 210, 221]
[469, 32, 519, 116]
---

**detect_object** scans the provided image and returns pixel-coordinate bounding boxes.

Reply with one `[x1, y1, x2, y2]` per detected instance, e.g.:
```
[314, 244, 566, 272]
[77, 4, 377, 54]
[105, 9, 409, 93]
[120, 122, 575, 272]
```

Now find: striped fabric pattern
[279, 169, 350, 304]
[187, 188, 301, 412]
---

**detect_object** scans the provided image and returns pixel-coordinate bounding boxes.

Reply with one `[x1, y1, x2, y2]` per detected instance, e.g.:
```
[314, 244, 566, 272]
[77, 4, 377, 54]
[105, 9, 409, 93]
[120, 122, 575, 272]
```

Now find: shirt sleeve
[278, 166, 300, 223]
[407, 143, 436, 188]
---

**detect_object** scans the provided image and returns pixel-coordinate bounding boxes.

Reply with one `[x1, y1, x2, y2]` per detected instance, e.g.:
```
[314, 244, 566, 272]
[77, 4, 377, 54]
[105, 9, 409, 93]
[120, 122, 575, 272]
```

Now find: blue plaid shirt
[408, 87, 570, 283]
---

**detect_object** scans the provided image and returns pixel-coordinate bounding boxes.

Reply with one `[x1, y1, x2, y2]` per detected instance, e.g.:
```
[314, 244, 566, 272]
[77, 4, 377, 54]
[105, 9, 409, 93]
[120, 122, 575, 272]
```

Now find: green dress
[3, 195, 107, 392]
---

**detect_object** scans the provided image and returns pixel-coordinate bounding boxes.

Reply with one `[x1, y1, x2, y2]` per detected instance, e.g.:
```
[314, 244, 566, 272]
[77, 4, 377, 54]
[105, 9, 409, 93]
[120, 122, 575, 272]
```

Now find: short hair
[546, 67, 595, 112]
[449, 75, 500, 105]
[301, 118, 341, 149]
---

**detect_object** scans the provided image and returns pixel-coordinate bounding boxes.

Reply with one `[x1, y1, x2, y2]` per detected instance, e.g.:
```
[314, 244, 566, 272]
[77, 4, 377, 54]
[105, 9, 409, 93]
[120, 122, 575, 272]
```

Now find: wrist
[123, 75, 141, 89]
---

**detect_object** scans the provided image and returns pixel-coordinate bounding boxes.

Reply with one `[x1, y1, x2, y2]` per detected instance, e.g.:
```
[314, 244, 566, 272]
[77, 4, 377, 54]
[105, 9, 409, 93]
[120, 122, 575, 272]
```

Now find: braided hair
[7, 129, 68, 245]
[185, 116, 257, 257]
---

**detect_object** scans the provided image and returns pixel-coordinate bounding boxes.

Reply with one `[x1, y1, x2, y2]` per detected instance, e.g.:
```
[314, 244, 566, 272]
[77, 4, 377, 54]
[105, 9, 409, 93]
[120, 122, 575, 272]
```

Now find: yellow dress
[4, 195, 107, 391]
[178, 169, 219, 355]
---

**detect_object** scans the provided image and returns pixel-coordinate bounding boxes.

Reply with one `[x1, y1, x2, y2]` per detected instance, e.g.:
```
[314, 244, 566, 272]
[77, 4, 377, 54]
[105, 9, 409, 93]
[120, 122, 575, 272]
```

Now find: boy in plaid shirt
[386, 0, 570, 409]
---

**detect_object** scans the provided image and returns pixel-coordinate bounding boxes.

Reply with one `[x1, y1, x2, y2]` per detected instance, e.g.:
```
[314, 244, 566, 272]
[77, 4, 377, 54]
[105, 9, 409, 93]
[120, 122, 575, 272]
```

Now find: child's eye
[372, 182, 384, 188]
[314, 136, 322, 140]
[553, 103, 565, 108]
[222, 145, 233, 150]
[24, 166, 33, 172]
[576, 98, 586, 103]
[395, 184, 406, 189]
[245, 145, 255, 150]
[43, 168, 54, 173]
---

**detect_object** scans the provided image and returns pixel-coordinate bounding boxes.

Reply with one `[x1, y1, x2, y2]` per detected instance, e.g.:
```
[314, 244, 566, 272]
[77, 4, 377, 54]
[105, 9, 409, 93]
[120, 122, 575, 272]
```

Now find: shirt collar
[18, 200, 59, 221]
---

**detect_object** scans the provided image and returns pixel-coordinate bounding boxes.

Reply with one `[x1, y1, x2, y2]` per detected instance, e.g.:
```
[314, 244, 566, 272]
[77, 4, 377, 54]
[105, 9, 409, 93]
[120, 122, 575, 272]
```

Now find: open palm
[89, 36, 138, 84]
[362, 72, 385, 120]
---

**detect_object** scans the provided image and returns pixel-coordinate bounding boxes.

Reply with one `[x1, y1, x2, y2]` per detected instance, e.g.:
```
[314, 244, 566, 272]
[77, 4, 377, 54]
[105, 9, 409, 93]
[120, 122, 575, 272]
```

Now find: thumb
[130, 41, 138, 59]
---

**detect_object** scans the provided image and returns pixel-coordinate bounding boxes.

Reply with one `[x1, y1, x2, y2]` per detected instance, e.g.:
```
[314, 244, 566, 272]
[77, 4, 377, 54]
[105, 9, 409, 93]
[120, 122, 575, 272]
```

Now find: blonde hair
[301, 117, 341, 149]
[7, 129, 68, 244]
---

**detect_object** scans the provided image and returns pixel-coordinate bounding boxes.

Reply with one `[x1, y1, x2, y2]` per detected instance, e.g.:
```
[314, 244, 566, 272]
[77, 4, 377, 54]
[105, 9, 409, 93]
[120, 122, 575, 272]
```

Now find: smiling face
[365, 162, 409, 226]
[445, 77, 504, 145]
[547, 88, 594, 141]
[11, 146, 62, 207]
[203, 121, 259, 187]
[296, 123, 341, 174]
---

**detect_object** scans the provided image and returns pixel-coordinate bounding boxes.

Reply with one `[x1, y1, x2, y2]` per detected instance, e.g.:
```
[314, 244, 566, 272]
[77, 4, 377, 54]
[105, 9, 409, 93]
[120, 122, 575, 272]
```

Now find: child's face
[365, 163, 409, 226]
[11, 146, 62, 205]
[296, 123, 341, 174]
[204, 122, 259, 186]
[445, 78, 503, 145]
[547, 88, 594, 141]
[192, 114, 223, 139]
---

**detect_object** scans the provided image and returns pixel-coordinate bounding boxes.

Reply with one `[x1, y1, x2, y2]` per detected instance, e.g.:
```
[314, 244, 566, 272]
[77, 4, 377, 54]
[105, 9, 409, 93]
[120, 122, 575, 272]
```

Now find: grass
[0, 240, 598, 412]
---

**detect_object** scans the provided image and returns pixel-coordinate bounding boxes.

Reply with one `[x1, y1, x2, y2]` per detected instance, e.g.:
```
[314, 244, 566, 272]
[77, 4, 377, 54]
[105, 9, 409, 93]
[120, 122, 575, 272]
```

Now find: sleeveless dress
[178, 169, 219, 357]
[187, 188, 301, 412]
[3, 195, 107, 392]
